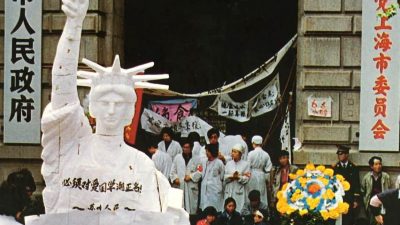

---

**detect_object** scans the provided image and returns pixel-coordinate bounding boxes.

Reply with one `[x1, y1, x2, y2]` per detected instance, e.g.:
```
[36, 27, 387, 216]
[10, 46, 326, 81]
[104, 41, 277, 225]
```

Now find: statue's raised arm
[51, 0, 89, 109]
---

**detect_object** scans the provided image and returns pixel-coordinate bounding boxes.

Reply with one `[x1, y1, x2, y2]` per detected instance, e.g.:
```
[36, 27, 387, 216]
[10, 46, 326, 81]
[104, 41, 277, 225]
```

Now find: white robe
[200, 159, 225, 212]
[152, 150, 173, 179]
[223, 159, 250, 212]
[170, 154, 202, 214]
[41, 103, 171, 213]
[158, 140, 182, 160]
[245, 147, 272, 205]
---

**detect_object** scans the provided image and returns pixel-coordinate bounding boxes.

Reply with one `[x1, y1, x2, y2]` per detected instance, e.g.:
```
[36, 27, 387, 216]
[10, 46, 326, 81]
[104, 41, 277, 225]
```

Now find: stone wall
[0, 0, 125, 191]
[295, 0, 400, 170]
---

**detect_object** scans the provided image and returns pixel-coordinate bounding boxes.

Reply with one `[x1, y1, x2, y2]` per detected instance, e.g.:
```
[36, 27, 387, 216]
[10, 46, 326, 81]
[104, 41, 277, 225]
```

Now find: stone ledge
[353, 15, 362, 33]
[352, 70, 360, 88]
[304, 0, 341, 12]
[42, 13, 103, 33]
[301, 69, 351, 88]
[342, 37, 361, 67]
[302, 124, 350, 142]
[0, 145, 42, 159]
[344, 0, 362, 12]
[340, 92, 360, 122]
[302, 15, 352, 33]
[298, 37, 341, 66]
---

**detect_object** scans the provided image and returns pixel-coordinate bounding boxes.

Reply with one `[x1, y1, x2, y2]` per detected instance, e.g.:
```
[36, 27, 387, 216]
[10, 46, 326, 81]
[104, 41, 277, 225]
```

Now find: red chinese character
[375, 17, 392, 30]
[373, 53, 391, 73]
[373, 75, 390, 96]
[374, 97, 387, 117]
[375, 0, 388, 12]
[371, 119, 390, 139]
[374, 32, 392, 52]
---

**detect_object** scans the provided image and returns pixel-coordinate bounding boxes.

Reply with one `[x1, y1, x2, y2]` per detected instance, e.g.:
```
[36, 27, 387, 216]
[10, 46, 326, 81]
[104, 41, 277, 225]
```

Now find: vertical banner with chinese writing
[360, 0, 400, 151]
[4, 0, 42, 143]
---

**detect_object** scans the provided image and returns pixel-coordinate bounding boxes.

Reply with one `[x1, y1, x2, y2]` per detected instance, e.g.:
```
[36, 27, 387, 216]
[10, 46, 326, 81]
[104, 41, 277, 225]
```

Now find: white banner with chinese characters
[307, 96, 332, 118]
[140, 108, 213, 138]
[4, 0, 42, 143]
[360, 0, 400, 151]
[210, 75, 280, 122]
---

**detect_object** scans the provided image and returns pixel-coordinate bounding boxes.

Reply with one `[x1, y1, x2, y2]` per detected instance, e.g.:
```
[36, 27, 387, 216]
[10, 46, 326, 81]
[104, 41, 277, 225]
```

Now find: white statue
[29, 0, 188, 224]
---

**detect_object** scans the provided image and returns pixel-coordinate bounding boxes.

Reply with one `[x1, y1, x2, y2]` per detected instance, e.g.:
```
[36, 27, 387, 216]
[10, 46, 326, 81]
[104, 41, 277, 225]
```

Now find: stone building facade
[0, 0, 125, 190]
[295, 0, 399, 182]
[0, 0, 399, 191]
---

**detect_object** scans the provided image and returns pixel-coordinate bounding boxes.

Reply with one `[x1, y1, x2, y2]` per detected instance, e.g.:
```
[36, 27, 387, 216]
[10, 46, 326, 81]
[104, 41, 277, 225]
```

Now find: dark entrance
[124, 0, 297, 162]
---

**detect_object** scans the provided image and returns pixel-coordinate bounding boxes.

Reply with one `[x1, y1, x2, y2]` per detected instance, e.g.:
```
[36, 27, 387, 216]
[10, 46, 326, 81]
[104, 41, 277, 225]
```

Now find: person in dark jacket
[0, 169, 36, 224]
[332, 145, 362, 225]
[217, 197, 243, 225]
[369, 188, 400, 225]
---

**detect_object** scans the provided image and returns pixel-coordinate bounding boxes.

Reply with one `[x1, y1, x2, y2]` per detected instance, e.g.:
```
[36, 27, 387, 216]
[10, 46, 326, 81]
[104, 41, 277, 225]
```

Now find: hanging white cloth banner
[307, 96, 332, 117]
[250, 76, 280, 117]
[279, 107, 291, 161]
[215, 95, 250, 122]
[210, 75, 280, 122]
[141, 108, 214, 138]
[143, 35, 296, 97]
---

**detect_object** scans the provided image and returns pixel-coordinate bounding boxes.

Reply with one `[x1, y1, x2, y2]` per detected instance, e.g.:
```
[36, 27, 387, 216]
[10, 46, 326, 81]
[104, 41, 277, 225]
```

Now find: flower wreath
[276, 163, 350, 224]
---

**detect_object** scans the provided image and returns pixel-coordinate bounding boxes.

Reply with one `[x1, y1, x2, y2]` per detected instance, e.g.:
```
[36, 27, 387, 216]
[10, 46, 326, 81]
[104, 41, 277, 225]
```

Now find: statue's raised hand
[61, 0, 89, 24]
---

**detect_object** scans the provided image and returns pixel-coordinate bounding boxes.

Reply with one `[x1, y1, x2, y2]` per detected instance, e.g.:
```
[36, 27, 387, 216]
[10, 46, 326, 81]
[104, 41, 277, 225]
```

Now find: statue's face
[90, 91, 134, 135]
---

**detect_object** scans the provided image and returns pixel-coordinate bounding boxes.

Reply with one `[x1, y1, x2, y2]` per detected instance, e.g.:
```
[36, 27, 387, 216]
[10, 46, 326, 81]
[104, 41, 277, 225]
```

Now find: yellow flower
[320, 210, 330, 220]
[318, 177, 329, 186]
[337, 202, 350, 214]
[276, 200, 288, 214]
[335, 174, 345, 182]
[342, 181, 350, 191]
[322, 189, 335, 200]
[286, 206, 296, 215]
[299, 209, 308, 216]
[277, 191, 284, 200]
[329, 209, 340, 219]
[299, 177, 308, 187]
[282, 183, 289, 191]
[316, 165, 326, 172]
[296, 169, 305, 177]
[289, 173, 297, 180]
[305, 163, 315, 171]
[323, 168, 334, 177]
[306, 197, 320, 210]
[290, 191, 303, 202]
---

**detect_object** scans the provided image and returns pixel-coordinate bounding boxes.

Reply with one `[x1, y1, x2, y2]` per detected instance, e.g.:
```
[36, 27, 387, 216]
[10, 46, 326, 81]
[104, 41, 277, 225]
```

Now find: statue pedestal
[26, 207, 189, 225]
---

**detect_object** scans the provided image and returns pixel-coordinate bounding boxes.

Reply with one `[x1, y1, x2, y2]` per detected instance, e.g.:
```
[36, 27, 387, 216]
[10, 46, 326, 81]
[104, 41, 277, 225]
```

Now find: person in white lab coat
[245, 135, 272, 206]
[200, 144, 225, 212]
[158, 127, 182, 160]
[170, 139, 202, 214]
[148, 141, 173, 179]
[223, 144, 251, 212]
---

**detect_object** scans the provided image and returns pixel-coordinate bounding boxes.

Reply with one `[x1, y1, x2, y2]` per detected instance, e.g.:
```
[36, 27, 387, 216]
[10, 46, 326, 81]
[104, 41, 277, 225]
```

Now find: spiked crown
[77, 55, 169, 90]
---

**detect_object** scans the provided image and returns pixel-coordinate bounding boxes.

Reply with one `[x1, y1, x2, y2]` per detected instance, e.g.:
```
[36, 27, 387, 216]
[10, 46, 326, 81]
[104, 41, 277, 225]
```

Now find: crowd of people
[1, 128, 400, 225]
[149, 128, 400, 225]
